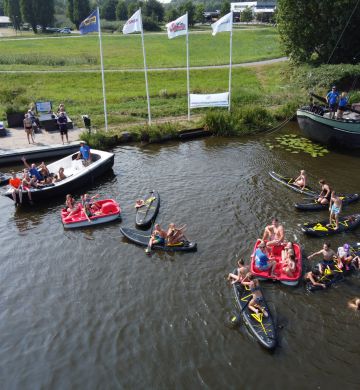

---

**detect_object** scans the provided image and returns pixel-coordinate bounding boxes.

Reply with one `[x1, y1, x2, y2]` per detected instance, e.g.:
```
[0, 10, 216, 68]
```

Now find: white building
[231, 1, 277, 14]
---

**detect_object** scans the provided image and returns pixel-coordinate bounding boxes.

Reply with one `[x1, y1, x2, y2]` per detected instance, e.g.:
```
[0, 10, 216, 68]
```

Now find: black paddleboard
[295, 193, 359, 211]
[301, 214, 360, 237]
[269, 171, 318, 196]
[135, 190, 160, 228]
[120, 227, 197, 252]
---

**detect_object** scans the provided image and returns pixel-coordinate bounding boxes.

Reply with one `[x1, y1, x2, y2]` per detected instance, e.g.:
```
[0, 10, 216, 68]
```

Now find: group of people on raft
[145, 223, 188, 253]
[65, 193, 102, 222]
[294, 169, 343, 230]
[227, 217, 360, 317]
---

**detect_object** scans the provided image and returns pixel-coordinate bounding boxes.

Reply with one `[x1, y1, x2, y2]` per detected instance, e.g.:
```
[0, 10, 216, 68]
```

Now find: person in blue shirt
[326, 86, 339, 119]
[21, 156, 44, 182]
[336, 92, 349, 120]
[252, 240, 277, 277]
[76, 141, 91, 166]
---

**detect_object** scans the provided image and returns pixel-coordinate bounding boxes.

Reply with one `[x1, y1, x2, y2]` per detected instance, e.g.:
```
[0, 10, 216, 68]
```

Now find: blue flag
[79, 9, 99, 35]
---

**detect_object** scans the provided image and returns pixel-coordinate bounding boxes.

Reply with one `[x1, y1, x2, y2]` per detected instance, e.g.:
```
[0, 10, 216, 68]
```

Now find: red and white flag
[123, 9, 143, 34]
[166, 13, 188, 39]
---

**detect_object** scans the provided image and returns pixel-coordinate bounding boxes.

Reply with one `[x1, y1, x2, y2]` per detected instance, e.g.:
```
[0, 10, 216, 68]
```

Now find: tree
[277, 0, 360, 64]
[164, 6, 179, 23]
[240, 6, 253, 23]
[144, 0, 164, 22]
[67, 0, 90, 29]
[194, 3, 205, 23]
[179, 0, 195, 26]
[20, 0, 54, 33]
[101, 0, 117, 20]
[116, 0, 127, 20]
[221, 1, 230, 16]
[4, 0, 22, 30]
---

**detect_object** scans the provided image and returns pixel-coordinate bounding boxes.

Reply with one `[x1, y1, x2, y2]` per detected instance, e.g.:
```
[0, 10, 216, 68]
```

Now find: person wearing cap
[76, 141, 91, 166]
[326, 86, 339, 119]
[337, 243, 356, 270]
[57, 111, 69, 144]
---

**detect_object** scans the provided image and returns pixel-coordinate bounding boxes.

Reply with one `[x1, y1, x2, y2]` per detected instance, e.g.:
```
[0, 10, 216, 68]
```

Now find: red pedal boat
[61, 199, 121, 229]
[250, 239, 302, 286]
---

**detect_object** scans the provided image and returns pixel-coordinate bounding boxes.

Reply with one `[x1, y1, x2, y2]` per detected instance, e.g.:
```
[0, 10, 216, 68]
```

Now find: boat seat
[101, 202, 117, 214]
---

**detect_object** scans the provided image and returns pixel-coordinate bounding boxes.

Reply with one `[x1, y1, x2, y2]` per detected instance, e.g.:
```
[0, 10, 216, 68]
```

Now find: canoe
[301, 214, 360, 237]
[0, 173, 10, 186]
[135, 190, 160, 228]
[250, 239, 302, 286]
[61, 199, 121, 229]
[269, 171, 318, 196]
[3, 149, 114, 204]
[232, 272, 277, 350]
[120, 227, 197, 252]
[295, 193, 359, 211]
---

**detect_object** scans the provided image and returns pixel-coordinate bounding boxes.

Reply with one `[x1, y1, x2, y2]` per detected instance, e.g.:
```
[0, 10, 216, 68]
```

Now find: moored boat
[61, 199, 121, 229]
[297, 106, 360, 149]
[2, 149, 114, 204]
[295, 193, 359, 211]
[232, 272, 277, 350]
[135, 190, 160, 228]
[120, 227, 197, 252]
[269, 171, 318, 196]
[0, 173, 10, 186]
[301, 213, 360, 236]
[250, 239, 302, 286]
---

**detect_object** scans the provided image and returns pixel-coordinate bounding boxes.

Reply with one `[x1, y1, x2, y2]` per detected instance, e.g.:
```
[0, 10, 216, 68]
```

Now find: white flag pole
[139, 9, 152, 125]
[228, 10, 233, 112]
[97, 7, 108, 131]
[186, 13, 190, 121]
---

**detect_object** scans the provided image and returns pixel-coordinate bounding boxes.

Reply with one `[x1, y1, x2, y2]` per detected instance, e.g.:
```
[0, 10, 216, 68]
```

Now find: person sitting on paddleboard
[135, 199, 145, 208]
[308, 242, 336, 274]
[304, 270, 326, 289]
[294, 170, 307, 190]
[252, 240, 277, 277]
[227, 259, 249, 284]
[145, 224, 167, 253]
[262, 218, 285, 247]
[348, 297, 360, 311]
[328, 191, 342, 230]
[241, 273, 268, 317]
[166, 223, 187, 245]
[317, 179, 332, 205]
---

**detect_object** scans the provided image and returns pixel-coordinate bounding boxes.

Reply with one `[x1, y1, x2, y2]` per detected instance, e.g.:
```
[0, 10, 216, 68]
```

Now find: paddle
[310, 92, 360, 115]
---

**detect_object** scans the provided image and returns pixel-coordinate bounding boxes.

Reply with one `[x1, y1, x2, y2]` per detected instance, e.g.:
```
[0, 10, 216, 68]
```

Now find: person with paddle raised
[145, 224, 167, 254]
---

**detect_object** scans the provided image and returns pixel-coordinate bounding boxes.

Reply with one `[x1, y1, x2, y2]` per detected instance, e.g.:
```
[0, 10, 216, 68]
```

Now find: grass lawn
[0, 62, 302, 129]
[0, 27, 281, 71]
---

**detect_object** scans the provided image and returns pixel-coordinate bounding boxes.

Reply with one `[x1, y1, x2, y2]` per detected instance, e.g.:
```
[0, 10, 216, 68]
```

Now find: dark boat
[2, 149, 114, 204]
[0, 173, 10, 186]
[301, 214, 360, 237]
[306, 271, 345, 292]
[349, 241, 360, 255]
[297, 107, 360, 149]
[232, 273, 277, 350]
[135, 190, 160, 228]
[295, 193, 359, 211]
[269, 171, 318, 196]
[120, 227, 197, 252]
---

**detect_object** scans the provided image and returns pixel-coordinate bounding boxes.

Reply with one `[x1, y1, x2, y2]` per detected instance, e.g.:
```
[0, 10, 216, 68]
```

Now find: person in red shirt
[9, 172, 22, 205]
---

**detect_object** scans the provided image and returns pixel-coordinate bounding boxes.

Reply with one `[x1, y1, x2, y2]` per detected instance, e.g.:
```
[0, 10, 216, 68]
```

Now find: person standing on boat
[328, 191, 342, 230]
[336, 92, 349, 120]
[77, 141, 91, 166]
[326, 86, 339, 119]
[317, 179, 332, 205]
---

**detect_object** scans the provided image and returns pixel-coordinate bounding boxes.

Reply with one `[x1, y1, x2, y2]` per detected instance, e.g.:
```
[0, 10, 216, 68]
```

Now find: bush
[142, 16, 161, 32]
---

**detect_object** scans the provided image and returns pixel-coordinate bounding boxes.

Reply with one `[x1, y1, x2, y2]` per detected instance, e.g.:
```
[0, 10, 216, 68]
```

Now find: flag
[123, 9, 143, 34]
[166, 13, 188, 39]
[211, 12, 232, 36]
[79, 9, 99, 35]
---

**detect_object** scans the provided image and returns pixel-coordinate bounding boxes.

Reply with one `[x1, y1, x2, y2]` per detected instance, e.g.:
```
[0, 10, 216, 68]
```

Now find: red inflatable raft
[250, 239, 302, 286]
[61, 199, 121, 229]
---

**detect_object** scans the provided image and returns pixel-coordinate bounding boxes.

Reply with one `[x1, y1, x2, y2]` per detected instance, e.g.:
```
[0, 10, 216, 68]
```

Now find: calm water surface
[0, 124, 359, 389]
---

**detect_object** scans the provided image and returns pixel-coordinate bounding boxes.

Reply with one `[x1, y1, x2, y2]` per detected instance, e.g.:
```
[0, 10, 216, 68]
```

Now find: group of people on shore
[294, 170, 343, 230]
[227, 215, 360, 316]
[8, 157, 66, 205]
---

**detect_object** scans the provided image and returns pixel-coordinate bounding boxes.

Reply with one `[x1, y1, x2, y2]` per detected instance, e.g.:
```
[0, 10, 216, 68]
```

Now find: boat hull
[297, 109, 360, 149]
[63, 214, 121, 229]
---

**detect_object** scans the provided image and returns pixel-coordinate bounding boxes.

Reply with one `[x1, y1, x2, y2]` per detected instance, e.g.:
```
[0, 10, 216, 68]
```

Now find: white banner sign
[166, 13, 188, 39]
[211, 12, 232, 36]
[190, 92, 229, 108]
[123, 9, 143, 34]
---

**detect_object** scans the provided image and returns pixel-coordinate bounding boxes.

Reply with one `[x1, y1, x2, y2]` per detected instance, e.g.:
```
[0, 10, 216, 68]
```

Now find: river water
[0, 123, 359, 389]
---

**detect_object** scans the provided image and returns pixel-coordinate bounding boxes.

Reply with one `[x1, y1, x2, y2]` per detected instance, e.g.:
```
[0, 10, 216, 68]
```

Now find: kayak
[61, 199, 121, 229]
[295, 193, 359, 211]
[135, 190, 160, 228]
[232, 272, 277, 350]
[269, 171, 318, 196]
[250, 239, 302, 286]
[0, 173, 10, 186]
[301, 214, 360, 236]
[349, 241, 360, 255]
[120, 227, 197, 252]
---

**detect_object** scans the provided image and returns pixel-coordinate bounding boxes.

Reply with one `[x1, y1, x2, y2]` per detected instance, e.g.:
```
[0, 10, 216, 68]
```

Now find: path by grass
[0, 27, 281, 71]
